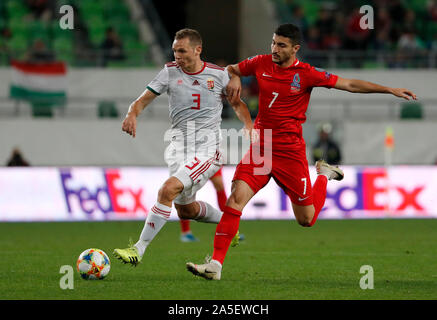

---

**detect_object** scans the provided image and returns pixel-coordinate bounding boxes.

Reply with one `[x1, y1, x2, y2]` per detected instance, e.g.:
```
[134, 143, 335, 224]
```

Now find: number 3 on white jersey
[268, 92, 279, 108]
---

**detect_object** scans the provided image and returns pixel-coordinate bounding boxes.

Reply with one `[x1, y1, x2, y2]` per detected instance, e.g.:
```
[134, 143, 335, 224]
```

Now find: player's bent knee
[176, 208, 194, 219]
[296, 215, 313, 227]
[226, 193, 246, 212]
[158, 178, 184, 202]
[292, 205, 315, 227]
[175, 203, 198, 220]
[225, 181, 254, 211]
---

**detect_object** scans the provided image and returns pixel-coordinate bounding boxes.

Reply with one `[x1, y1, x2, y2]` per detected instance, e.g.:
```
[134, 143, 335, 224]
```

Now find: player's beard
[272, 53, 291, 66]
[272, 54, 290, 66]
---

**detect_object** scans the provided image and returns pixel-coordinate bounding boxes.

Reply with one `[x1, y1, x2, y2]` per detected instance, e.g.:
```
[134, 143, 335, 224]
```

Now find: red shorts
[233, 135, 313, 206]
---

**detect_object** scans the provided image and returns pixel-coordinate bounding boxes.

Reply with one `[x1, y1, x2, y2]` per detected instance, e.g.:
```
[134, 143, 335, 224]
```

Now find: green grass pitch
[1, 219, 436, 300]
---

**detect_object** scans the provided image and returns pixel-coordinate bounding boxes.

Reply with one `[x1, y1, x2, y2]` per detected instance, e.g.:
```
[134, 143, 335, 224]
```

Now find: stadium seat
[98, 101, 119, 118]
[28, 21, 50, 43]
[6, 1, 29, 19]
[116, 23, 139, 41]
[31, 103, 54, 118]
[7, 36, 28, 57]
[103, 2, 130, 20]
[53, 38, 73, 63]
[400, 102, 423, 119]
[51, 21, 73, 40]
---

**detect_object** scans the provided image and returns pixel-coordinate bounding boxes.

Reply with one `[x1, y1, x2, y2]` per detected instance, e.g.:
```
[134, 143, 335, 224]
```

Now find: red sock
[180, 219, 191, 233]
[309, 175, 328, 227]
[216, 189, 227, 211]
[212, 206, 241, 265]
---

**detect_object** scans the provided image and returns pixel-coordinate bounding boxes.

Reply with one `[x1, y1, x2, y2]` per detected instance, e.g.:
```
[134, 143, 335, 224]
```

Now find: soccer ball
[76, 248, 111, 280]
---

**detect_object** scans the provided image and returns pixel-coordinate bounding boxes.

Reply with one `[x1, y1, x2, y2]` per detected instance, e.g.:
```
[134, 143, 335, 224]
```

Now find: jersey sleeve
[306, 67, 338, 89]
[146, 66, 169, 95]
[238, 55, 262, 77]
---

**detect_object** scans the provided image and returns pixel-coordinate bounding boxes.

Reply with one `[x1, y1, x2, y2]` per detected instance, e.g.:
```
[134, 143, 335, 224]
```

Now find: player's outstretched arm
[334, 77, 417, 101]
[122, 89, 157, 138]
[226, 64, 243, 101]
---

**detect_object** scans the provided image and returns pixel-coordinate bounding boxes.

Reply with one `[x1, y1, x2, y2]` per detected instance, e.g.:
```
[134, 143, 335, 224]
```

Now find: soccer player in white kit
[113, 29, 253, 266]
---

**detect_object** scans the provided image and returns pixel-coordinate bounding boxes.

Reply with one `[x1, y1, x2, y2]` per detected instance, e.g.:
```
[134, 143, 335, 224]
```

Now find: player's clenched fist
[122, 115, 137, 138]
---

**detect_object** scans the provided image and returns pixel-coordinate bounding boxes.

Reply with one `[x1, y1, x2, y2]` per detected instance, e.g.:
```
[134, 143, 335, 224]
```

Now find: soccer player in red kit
[187, 24, 417, 280]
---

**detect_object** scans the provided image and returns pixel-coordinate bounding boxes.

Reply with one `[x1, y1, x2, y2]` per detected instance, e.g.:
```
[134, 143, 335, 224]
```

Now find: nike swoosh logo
[298, 196, 309, 201]
[204, 270, 216, 274]
[262, 72, 272, 77]
[215, 232, 228, 236]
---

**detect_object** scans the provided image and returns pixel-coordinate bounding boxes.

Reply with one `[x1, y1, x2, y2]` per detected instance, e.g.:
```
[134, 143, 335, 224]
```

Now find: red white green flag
[9, 60, 67, 104]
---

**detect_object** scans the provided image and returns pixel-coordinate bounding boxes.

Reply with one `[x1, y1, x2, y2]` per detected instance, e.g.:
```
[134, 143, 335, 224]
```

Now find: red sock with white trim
[309, 175, 328, 227]
[211, 206, 241, 266]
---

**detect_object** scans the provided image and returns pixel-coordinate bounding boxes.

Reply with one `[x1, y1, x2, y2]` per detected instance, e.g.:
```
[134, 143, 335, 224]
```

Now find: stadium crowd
[283, 0, 437, 52]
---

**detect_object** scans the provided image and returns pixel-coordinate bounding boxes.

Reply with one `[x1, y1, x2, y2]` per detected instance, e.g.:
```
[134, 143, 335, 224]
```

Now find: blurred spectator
[305, 26, 321, 50]
[388, 0, 406, 22]
[344, 8, 371, 50]
[25, 39, 55, 63]
[314, 8, 335, 41]
[321, 30, 341, 50]
[397, 29, 425, 51]
[428, 0, 437, 21]
[290, 5, 309, 38]
[376, 7, 392, 37]
[278, 0, 437, 58]
[312, 123, 341, 165]
[403, 9, 420, 34]
[0, 28, 13, 53]
[373, 31, 392, 51]
[6, 148, 30, 167]
[26, 0, 55, 22]
[101, 27, 125, 67]
[430, 33, 437, 50]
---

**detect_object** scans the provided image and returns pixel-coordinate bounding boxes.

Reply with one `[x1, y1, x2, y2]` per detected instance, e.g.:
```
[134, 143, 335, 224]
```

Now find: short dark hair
[174, 28, 202, 47]
[274, 24, 301, 45]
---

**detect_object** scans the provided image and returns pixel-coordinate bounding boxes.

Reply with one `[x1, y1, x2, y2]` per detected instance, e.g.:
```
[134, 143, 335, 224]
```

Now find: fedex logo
[60, 168, 147, 216]
[280, 168, 425, 214]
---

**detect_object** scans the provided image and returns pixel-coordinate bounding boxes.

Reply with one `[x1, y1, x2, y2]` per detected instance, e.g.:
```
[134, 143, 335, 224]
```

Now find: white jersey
[146, 61, 230, 154]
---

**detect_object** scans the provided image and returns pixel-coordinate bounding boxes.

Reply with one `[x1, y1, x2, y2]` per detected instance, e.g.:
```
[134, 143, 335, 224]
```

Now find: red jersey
[238, 54, 338, 137]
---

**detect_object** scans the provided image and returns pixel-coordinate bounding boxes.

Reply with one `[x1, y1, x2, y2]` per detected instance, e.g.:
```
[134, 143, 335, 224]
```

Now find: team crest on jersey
[207, 78, 214, 90]
[290, 73, 301, 92]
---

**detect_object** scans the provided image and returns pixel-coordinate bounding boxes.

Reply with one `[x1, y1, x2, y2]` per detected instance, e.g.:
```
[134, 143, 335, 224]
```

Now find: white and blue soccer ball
[76, 248, 111, 280]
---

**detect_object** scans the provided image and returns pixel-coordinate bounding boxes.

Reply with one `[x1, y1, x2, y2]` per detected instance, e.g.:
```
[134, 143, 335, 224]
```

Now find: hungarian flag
[9, 60, 67, 105]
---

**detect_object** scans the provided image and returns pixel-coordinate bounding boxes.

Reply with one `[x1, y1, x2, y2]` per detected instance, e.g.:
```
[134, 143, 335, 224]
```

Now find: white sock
[194, 201, 223, 224]
[135, 202, 171, 257]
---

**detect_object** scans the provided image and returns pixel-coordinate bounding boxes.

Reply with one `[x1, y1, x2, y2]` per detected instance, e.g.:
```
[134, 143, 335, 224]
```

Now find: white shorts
[164, 142, 223, 205]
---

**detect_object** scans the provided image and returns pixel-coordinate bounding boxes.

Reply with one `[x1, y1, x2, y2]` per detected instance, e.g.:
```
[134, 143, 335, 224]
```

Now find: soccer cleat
[186, 257, 222, 280]
[230, 230, 240, 247]
[180, 233, 200, 242]
[113, 242, 142, 266]
[315, 160, 344, 181]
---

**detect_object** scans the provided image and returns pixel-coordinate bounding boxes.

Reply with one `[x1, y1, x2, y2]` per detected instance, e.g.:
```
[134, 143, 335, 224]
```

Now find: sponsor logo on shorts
[298, 196, 309, 201]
